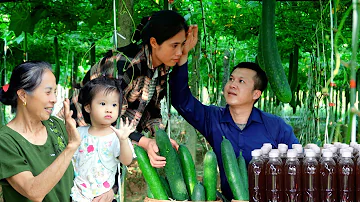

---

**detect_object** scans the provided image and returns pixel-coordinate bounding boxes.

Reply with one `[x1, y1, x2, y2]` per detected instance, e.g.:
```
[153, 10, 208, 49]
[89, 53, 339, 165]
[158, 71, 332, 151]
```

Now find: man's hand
[92, 189, 114, 202]
[182, 25, 198, 55]
[178, 24, 198, 66]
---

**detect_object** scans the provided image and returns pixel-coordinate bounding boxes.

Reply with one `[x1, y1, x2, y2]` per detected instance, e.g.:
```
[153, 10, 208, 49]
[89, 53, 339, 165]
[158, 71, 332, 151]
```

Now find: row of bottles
[248, 142, 359, 202]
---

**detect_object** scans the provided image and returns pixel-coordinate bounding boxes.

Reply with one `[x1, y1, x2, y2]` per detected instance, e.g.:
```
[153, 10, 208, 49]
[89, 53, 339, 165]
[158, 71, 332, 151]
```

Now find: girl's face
[150, 29, 186, 67]
[85, 90, 120, 126]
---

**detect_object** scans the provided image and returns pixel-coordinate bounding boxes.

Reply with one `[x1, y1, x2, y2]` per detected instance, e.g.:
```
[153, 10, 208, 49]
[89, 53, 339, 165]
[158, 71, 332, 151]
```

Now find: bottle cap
[321, 148, 330, 154]
[251, 149, 262, 157]
[323, 143, 333, 149]
[341, 144, 350, 149]
[292, 144, 302, 149]
[270, 149, 279, 154]
[305, 143, 317, 149]
[269, 150, 279, 158]
[262, 143, 273, 150]
[312, 146, 321, 155]
[350, 142, 357, 148]
[323, 151, 333, 158]
[329, 147, 338, 154]
[278, 144, 288, 153]
[341, 151, 352, 158]
[261, 146, 271, 154]
[287, 149, 298, 158]
[333, 142, 342, 148]
[305, 150, 316, 158]
[304, 149, 313, 154]
[278, 144, 288, 150]
[340, 148, 350, 154]
[293, 146, 303, 154]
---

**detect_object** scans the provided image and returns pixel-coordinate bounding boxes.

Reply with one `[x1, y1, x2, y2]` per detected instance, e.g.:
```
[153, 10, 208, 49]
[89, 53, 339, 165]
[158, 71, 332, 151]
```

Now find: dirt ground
[125, 161, 147, 201]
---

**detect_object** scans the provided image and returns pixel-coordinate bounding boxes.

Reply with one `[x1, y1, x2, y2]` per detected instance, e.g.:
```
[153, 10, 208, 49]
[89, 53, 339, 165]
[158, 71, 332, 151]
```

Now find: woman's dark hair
[78, 76, 123, 124]
[141, 10, 189, 50]
[0, 61, 52, 111]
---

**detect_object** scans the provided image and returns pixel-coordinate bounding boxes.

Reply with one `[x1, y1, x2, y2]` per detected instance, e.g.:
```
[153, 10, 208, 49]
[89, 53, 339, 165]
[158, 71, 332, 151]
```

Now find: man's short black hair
[231, 62, 268, 92]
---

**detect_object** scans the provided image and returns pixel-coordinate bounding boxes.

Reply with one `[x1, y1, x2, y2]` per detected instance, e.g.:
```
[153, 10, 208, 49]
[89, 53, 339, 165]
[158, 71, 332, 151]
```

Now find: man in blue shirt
[169, 60, 299, 200]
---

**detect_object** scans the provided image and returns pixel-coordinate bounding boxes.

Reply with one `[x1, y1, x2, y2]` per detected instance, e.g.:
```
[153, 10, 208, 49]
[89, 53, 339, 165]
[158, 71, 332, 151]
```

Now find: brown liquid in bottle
[303, 151, 319, 202]
[338, 151, 355, 202]
[284, 149, 302, 202]
[319, 151, 337, 202]
[356, 156, 360, 202]
[278, 144, 288, 167]
[248, 149, 265, 202]
[266, 151, 283, 202]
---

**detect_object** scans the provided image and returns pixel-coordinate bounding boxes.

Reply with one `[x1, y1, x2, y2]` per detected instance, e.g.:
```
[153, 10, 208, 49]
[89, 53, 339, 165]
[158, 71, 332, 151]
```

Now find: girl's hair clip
[2, 84, 9, 92]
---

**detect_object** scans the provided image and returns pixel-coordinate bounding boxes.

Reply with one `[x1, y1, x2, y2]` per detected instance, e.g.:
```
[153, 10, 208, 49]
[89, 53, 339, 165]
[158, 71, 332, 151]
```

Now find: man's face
[224, 68, 261, 107]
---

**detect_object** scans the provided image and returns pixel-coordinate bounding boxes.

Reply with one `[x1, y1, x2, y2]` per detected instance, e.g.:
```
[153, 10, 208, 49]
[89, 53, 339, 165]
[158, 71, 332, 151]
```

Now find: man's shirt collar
[221, 105, 263, 124]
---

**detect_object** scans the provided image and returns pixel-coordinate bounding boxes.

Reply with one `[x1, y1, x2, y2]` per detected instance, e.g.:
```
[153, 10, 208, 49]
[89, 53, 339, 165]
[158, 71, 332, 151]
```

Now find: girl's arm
[119, 139, 133, 166]
[110, 118, 136, 166]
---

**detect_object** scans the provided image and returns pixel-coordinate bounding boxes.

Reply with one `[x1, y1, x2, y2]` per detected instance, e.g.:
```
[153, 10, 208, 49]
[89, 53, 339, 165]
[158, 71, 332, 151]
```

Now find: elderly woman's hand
[63, 98, 81, 148]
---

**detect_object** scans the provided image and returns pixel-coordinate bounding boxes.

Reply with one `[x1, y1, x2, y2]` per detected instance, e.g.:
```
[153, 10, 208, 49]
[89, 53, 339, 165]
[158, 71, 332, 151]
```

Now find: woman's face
[25, 69, 57, 121]
[151, 29, 186, 67]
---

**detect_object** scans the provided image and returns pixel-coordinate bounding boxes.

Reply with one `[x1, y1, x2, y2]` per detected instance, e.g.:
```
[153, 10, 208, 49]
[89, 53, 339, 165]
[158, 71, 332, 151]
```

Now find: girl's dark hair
[78, 76, 123, 124]
[141, 10, 189, 50]
[0, 61, 52, 111]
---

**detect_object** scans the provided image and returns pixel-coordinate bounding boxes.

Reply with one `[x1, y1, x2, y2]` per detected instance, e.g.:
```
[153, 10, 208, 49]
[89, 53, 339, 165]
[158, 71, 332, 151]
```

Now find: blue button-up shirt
[169, 62, 299, 200]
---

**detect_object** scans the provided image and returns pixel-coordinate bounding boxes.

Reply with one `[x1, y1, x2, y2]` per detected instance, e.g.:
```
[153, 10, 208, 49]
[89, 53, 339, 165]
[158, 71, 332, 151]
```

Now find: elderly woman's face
[26, 69, 57, 121]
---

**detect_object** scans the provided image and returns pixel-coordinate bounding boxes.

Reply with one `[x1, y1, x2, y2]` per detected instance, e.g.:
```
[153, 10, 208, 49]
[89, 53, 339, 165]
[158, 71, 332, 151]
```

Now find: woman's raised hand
[63, 98, 81, 148]
[179, 25, 198, 66]
[110, 117, 136, 140]
[183, 25, 198, 55]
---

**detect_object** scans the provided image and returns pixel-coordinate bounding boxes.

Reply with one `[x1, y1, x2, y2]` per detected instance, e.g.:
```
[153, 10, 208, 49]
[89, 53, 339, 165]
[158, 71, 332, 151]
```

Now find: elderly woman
[0, 61, 113, 202]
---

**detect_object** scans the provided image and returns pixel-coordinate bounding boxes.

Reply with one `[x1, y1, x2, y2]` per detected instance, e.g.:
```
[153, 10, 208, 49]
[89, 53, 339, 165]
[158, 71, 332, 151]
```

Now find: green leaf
[32, 9, 48, 24]
[1, 31, 14, 41]
[184, 13, 191, 21]
[88, 11, 102, 29]
[14, 32, 25, 44]
[9, 10, 34, 36]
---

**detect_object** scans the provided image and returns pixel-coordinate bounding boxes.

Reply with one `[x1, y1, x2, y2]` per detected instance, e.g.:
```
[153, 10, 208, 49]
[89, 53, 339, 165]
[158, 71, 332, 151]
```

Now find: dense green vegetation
[0, 0, 359, 145]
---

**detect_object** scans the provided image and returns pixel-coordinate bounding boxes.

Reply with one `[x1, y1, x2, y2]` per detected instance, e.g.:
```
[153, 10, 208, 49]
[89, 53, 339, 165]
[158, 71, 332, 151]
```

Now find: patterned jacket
[58, 45, 169, 141]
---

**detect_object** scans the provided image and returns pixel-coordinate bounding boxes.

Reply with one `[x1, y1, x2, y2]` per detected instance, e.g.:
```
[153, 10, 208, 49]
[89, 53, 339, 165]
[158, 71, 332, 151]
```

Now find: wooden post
[54, 36, 60, 83]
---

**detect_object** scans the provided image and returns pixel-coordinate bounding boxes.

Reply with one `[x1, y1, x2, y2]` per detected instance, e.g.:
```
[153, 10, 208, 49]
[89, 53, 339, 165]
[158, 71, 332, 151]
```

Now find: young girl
[70, 76, 135, 202]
